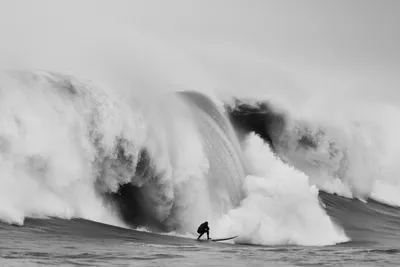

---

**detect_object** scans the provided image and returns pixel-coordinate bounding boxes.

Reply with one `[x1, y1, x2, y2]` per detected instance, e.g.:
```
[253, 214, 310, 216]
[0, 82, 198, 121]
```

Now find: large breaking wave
[0, 70, 347, 246]
[226, 98, 400, 206]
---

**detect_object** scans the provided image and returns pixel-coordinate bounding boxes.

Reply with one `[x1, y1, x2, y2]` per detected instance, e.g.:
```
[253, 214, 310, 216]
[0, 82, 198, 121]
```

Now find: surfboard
[211, 235, 238, 242]
[197, 235, 238, 242]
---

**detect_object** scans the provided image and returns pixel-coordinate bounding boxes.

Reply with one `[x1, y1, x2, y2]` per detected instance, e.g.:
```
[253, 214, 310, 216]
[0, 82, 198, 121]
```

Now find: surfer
[197, 221, 210, 240]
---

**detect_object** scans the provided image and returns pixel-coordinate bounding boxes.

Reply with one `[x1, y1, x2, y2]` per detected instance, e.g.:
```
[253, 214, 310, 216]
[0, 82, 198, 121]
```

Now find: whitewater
[1, 1, 400, 266]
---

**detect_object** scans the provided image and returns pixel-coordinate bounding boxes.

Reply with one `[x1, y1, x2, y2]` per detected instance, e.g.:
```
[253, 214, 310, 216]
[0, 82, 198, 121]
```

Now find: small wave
[366, 249, 400, 254]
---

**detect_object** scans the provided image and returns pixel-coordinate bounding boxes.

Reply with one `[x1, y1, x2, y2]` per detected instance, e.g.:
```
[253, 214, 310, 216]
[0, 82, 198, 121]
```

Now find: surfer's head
[205, 221, 208, 225]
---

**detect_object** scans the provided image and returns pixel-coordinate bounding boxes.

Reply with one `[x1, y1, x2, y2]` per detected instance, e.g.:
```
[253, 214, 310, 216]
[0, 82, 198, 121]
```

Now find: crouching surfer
[197, 221, 210, 240]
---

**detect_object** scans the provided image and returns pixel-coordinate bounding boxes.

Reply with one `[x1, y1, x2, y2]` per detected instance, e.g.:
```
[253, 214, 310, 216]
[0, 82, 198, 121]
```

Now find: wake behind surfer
[197, 221, 210, 240]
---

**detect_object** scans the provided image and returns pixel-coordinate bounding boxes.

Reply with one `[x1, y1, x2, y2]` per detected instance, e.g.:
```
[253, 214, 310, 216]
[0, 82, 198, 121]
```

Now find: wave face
[0, 70, 347, 246]
[109, 90, 247, 232]
[320, 191, 400, 247]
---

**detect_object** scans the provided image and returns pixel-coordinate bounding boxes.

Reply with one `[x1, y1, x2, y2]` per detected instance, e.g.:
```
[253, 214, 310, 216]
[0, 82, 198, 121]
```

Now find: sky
[0, 0, 399, 104]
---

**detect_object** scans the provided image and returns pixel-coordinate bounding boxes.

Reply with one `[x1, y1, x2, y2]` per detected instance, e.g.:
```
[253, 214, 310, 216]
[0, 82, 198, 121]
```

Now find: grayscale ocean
[2, 193, 400, 267]
[2, 2, 400, 265]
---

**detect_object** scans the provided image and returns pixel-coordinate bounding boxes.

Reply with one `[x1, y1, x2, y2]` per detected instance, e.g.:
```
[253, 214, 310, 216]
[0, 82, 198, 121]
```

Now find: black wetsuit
[197, 222, 210, 240]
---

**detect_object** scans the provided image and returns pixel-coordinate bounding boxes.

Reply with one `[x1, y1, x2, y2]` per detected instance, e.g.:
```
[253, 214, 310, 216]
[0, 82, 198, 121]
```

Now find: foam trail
[214, 133, 348, 246]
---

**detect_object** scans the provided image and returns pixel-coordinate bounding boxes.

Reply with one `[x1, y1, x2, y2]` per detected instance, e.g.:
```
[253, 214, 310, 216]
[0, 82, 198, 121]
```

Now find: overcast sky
[1, 0, 399, 104]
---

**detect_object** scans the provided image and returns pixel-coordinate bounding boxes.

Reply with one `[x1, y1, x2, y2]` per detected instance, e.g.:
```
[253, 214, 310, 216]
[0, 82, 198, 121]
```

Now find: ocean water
[1, 2, 400, 266]
[2, 194, 400, 267]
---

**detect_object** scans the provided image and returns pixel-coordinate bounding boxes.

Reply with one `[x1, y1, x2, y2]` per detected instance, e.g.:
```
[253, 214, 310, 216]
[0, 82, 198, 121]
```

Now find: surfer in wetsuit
[197, 221, 210, 240]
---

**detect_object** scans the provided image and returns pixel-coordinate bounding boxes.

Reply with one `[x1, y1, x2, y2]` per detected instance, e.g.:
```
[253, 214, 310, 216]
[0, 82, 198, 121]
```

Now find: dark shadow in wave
[224, 98, 326, 152]
[106, 148, 171, 232]
[224, 98, 287, 150]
